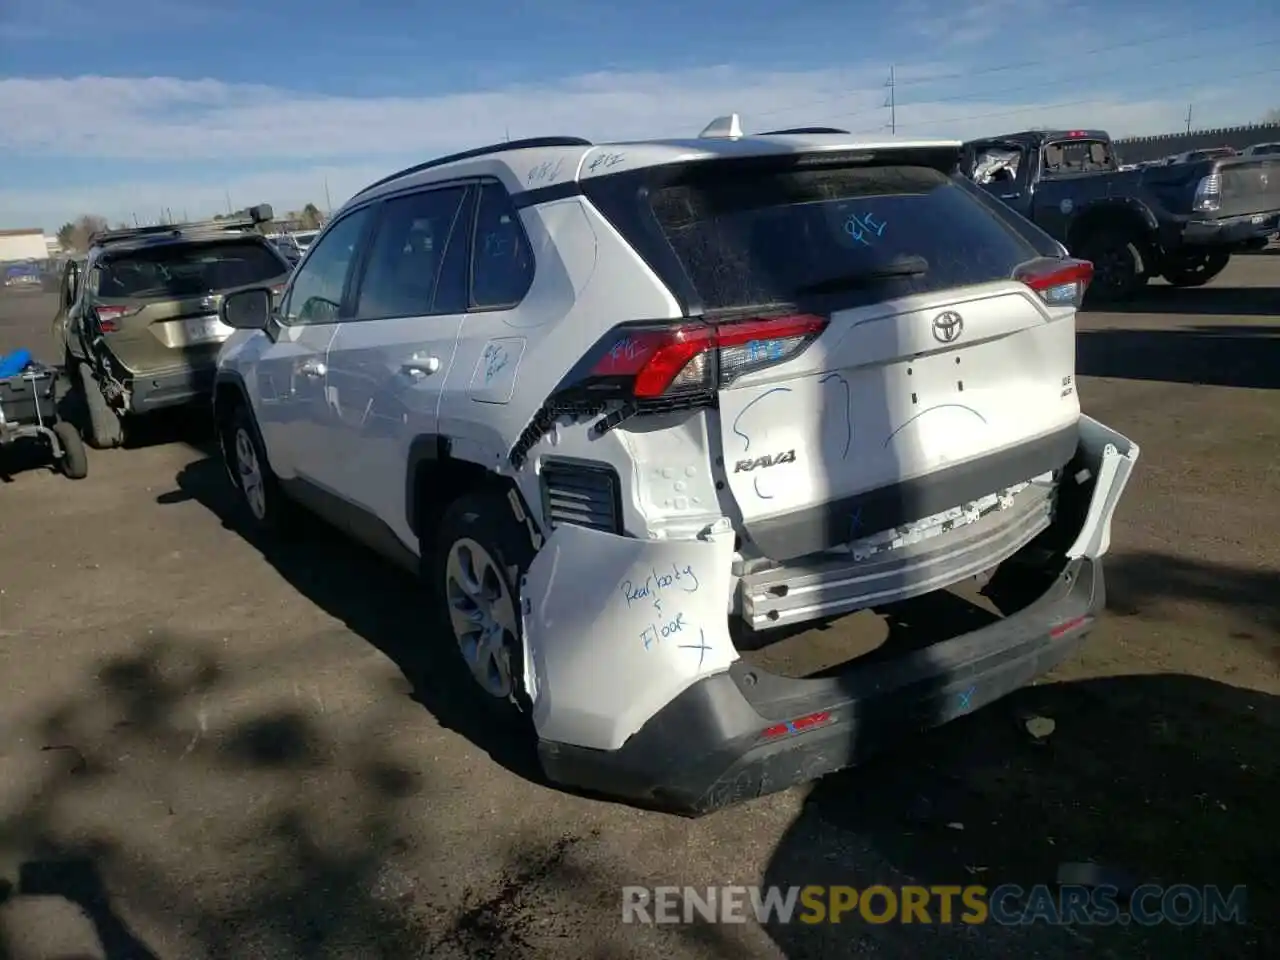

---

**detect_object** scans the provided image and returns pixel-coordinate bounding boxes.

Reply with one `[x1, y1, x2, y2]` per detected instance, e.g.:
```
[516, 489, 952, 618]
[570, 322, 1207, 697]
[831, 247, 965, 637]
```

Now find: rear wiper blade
[795, 256, 929, 295]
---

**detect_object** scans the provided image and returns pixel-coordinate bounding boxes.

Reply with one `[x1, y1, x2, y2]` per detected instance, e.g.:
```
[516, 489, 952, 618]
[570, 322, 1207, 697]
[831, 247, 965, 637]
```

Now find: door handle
[401, 355, 441, 378]
[299, 359, 327, 378]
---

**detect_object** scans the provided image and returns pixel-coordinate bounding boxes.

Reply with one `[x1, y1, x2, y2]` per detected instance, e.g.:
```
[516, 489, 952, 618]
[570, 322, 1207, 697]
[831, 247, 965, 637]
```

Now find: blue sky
[1, 0, 1277, 231]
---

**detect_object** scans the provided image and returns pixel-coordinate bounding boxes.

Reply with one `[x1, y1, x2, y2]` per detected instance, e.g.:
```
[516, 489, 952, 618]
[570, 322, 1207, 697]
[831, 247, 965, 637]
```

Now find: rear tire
[52, 420, 89, 479]
[1078, 232, 1148, 303]
[1161, 249, 1230, 287]
[75, 361, 123, 450]
[219, 402, 296, 535]
[430, 490, 536, 723]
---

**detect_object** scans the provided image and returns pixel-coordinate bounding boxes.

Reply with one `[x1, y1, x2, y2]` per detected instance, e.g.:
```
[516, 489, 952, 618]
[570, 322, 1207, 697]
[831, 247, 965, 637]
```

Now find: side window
[282, 207, 372, 325]
[470, 181, 534, 310]
[354, 185, 469, 320]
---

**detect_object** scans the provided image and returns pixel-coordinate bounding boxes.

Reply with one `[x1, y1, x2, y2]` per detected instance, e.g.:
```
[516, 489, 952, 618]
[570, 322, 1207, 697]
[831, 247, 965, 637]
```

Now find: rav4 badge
[734, 450, 797, 473]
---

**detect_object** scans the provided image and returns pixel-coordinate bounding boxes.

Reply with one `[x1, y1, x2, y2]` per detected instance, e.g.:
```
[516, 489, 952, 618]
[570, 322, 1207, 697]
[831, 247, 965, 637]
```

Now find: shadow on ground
[0, 634, 748, 959]
[1085, 286, 1276, 319]
[764, 671, 1276, 958]
[1077, 324, 1280, 389]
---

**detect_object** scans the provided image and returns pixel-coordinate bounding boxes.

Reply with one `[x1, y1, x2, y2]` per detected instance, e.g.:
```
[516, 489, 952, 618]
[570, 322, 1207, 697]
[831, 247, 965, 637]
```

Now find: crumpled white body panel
[520, 524, 737, 752]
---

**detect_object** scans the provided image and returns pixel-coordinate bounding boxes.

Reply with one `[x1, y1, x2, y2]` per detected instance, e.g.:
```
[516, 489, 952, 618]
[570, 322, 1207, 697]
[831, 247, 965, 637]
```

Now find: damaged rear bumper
[539, 557, 1101, 815]
[521, 415, 1139, 814]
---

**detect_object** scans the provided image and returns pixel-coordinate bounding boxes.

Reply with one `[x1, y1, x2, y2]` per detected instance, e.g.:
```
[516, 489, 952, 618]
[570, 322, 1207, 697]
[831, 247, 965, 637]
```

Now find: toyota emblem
[932, 311, 964, 343]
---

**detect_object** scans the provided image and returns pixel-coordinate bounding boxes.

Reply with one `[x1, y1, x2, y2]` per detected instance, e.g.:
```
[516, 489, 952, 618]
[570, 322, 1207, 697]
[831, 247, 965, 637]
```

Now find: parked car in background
[52, 206, 292, 449]
[210, 117, 1139, 814]
[1241, 142, 1280, 158]
[3, 261, 42, 294]
[963, 128, 1280, 298]
[1165, 146, 1239, 165]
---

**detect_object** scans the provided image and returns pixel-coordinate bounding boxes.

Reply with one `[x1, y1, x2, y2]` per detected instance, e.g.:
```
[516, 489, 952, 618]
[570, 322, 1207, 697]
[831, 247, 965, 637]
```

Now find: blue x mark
[957, 687, 975, 712]
[848, 507, 864, 540]
[679, 629, 711, 669]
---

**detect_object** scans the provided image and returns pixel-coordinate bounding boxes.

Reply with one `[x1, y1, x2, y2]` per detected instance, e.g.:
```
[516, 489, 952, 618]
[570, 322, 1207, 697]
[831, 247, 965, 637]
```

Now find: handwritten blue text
[621, 562, 700, 609]
[843, 211, 887, 246]
[640, 611, 688, 649]
[483, 343, 510, 382]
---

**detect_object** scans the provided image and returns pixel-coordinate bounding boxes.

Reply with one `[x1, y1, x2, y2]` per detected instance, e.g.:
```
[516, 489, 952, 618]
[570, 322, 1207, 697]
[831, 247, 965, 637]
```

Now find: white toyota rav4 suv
[213, 116, 1139, 814]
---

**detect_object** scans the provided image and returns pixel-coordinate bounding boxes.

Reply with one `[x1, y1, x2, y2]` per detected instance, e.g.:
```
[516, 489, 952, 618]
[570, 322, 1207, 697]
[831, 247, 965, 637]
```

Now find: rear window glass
[648, 164, 1041, 312]
[99, 240, 285, 298]
[1042, 139, 1114, 174]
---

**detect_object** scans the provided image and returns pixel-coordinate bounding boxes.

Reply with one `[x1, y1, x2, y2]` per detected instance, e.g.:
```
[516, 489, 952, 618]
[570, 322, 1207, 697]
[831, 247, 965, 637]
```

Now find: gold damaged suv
[52, 205, 291, 448]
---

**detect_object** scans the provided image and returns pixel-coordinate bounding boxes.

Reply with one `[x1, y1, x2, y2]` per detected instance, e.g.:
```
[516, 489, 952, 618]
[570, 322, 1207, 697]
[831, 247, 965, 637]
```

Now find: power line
[750, 22, 1277, 124]
[842, 36, 1280, 121]
[844, 65, 1280, 135]
[746, 37, 1279, 136]
[819, 35, 1280, 132]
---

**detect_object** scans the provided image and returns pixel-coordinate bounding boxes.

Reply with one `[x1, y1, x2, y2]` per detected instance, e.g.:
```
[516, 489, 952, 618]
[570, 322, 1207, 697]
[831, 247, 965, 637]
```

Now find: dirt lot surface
[1, 253, 1277, 959]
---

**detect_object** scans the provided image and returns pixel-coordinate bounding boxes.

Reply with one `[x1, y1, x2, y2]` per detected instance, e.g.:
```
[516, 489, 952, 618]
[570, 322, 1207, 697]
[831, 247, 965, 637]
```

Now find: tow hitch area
[520, 523, 738, 752]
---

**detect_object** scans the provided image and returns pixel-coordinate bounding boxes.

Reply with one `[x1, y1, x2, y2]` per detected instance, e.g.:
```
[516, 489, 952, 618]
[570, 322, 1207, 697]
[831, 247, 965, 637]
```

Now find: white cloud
[903, 0, 1061, 46]
[0, 65, 1272, 230]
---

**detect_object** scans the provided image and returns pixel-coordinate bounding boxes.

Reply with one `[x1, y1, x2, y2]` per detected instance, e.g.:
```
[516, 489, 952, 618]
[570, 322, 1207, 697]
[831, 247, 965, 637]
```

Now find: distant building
[0, 228, 50, 263]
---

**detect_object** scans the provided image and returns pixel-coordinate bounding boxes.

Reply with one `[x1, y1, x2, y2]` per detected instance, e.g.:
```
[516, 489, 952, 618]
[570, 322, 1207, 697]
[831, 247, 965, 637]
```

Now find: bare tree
[56, 214, 110, 252]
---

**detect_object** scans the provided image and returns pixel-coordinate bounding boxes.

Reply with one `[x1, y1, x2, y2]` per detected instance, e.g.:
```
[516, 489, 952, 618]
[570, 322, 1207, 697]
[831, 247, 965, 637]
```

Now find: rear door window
[355, 185, 470, 320]
[470, 181, 534, 310]
[647, 163, 1042, 313]
[98, 240, 286, 299]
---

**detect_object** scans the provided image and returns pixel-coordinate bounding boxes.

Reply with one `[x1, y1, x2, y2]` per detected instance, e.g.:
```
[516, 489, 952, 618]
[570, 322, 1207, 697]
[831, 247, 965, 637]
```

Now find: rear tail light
[581, 313, 828, 401]
[94, 305, 134, 332]
[509, 312, 827, 468]
[1193, 173, 1222, 213]
[1014, 257, 1093, 308]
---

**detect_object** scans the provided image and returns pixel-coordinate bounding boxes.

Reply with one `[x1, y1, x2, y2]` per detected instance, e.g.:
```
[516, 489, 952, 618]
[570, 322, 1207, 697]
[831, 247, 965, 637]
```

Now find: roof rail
[352, 136, 594, 199]
[759, 126, 851, 135]
[89, 204, 273, 247]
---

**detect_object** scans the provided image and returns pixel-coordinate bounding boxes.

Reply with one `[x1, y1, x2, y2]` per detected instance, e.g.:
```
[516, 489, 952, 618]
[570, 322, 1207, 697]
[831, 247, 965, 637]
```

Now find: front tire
[219, 403, 295, 534]
[1078, 232, 1148, 303]
[432, 491, 536, 720]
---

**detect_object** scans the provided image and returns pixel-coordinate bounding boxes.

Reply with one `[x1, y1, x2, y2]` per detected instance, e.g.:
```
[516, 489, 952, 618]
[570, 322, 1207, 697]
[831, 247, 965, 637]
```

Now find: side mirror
[221, 286, 273, 330]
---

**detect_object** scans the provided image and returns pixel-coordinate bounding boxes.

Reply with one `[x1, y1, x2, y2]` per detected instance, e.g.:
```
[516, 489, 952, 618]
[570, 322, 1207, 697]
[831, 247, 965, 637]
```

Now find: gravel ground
[1, 252, 1277, 959]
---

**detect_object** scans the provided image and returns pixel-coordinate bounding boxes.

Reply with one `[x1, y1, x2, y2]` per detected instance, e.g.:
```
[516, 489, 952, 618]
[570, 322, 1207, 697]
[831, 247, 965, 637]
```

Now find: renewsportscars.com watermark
[621, 884, 1248, 927]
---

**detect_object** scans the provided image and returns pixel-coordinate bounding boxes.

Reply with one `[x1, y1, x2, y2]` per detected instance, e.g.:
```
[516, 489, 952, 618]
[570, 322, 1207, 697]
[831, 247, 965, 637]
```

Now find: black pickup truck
[962, 129, 1280, 300]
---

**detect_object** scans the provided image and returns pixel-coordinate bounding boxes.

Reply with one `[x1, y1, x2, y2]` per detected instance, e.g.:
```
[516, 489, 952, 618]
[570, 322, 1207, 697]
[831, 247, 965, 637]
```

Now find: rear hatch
[1210, 155, 1280, 219]
[93, 238, 289, 375]
[599, 150, 1084, 562]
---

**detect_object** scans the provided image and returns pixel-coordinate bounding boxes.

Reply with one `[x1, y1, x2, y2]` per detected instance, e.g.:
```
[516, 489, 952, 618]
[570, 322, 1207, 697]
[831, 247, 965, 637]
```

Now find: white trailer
[0, 229, 50, 263]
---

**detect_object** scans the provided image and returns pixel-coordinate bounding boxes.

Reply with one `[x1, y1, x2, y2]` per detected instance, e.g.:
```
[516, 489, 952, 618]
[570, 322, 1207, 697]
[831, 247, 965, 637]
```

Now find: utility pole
[504, 126, 510, 142]
[225, 191, 233, 215]
[1185, 103, 1193, 134]
[884, 65, 897, 135]
[324, 177, 332, 214]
